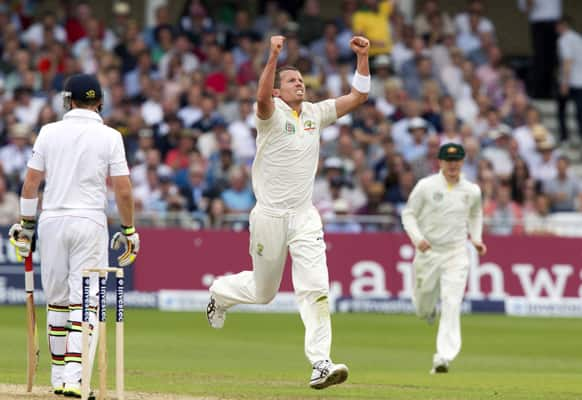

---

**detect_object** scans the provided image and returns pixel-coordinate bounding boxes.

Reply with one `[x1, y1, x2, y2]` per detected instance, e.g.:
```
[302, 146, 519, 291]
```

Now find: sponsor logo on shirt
[256, 243, 264, 256]
[304, 120, 316, 132]
[433, 191, 443, 202]
[285, 121, 296, 134]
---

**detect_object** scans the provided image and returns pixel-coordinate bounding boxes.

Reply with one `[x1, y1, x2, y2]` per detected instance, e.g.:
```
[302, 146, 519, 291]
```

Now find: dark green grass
[2, 306, 581, 399]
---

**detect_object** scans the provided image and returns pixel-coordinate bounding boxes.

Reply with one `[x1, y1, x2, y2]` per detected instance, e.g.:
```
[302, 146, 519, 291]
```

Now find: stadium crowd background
[0, 0, 581, 235]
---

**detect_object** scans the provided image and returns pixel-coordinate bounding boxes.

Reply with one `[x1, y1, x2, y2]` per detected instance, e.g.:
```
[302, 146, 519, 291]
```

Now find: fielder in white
[401, 143, 487, 374]
[9, 74, 140, 398]
[206, 35, 370, 389]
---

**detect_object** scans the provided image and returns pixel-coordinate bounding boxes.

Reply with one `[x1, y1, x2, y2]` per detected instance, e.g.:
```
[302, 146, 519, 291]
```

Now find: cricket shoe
[309, 360, 349, 390]
[206, 296, 226, 329]
[430, 363, 449, 374]
[53, 383, 64, 395]
[426, 308, 437, 325]
[62, 382, 95, 399]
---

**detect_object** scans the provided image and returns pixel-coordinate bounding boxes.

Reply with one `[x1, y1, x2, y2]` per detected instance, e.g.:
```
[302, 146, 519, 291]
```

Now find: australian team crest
[433, 191, 443, 202]
[285, 121, 296, 134]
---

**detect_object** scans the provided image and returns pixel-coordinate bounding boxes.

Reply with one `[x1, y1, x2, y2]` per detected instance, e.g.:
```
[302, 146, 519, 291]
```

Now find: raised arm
[256, 35, 285, 120]
[335, 36, 371, 119]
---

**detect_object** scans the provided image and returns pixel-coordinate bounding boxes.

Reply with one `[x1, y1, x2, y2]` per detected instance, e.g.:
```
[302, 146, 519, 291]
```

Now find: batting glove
[9, 219, 36, 258]
[111, 225, 140, 267]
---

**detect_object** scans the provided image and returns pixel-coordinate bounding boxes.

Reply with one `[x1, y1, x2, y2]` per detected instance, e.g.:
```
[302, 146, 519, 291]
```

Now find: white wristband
[20, 197, 38, 217]
[352, 71, 371, 93]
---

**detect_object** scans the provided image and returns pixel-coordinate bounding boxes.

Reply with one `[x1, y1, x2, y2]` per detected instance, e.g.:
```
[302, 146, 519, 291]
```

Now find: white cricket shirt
[28, 109, 129, 225]
[402, 171, 483, 249]
[253, 97, 336, 212]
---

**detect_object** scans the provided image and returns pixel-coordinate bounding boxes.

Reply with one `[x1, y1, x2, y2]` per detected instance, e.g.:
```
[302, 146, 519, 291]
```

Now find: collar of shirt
[63, 109, 103, 123]
[274, 97, 301, 118]
[439, 170, 464, 189]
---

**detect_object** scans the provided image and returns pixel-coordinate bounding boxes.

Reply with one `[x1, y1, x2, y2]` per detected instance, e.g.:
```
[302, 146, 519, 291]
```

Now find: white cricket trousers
[210, 204, 331, 365]
[412, 245, 469, 366]
[38, 215, 108, 388]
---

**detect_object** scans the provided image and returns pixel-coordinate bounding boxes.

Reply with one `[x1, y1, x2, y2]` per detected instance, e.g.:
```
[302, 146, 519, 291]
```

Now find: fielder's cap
[64, 74, 103, 102]
[438, 143, 465, 161]
[408, 117, 428, 131]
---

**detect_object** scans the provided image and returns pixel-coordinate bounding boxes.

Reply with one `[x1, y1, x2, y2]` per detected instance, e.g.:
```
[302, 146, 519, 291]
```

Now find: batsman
[207, 35, 371, 389]
[9, 74, 139, 397]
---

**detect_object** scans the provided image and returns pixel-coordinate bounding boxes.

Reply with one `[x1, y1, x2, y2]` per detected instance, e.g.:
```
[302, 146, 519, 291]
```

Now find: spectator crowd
[0, 0, 581, 236]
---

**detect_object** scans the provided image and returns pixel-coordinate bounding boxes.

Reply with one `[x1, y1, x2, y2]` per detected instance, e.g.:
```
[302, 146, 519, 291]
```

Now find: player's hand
[111, 226, 140, 267]
[350, 36, 370, 56]
[417, 240, 431, 253]
[270, 35, 285, 56]
[472, 241, 487, 256]
[9, 220, 36, 258]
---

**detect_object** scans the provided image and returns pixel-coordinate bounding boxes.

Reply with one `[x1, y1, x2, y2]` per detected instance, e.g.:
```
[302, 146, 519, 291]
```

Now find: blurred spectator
[481, 125, 514, 178]
[180, 163, 210, 212]
[509, 157, 531, 204]
[512, 106, 542, 163]
[414, 0, 455, 39]
[461, 136, 481, 182]
[325, 198, 363, 233]
[131, 148, 173, 189]
[207, 197, 227, 229]
[542, 156, 579, 212]
[455, 0, 495, 52]
[384, 167, 415, 213]
[22, 10, 67, 49]
[369, 55, 392, 100]
[523, 192, 553, 235]
[556, 16, 582, 144]
[352, 0, 394, 57]
[0, 174, 19, 225]
[518, 0, 561, 99]
[220, 166, 255, 213]
[485, 181, 523, 235]
[375, 78, 403, 119]
[165, 129, 196, 171]
[228, 99, 256, 165]
[410, 133, 440, 179]
[0, 123, 33, 186]
[529, 135, 558, 181]
[297, 0, 325, 45]
[402, 117, 429, 162]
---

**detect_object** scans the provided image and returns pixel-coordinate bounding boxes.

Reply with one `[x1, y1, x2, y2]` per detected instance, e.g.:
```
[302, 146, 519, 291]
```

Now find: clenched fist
[350, 36, 370, 56]
[270, 35, 285, 56]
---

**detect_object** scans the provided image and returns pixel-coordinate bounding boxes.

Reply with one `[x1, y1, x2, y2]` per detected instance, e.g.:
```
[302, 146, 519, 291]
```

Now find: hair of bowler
[274, 66, 300, 89]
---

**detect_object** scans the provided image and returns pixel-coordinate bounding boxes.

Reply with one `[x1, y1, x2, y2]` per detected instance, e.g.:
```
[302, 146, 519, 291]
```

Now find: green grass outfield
[2, 306, 581, 399]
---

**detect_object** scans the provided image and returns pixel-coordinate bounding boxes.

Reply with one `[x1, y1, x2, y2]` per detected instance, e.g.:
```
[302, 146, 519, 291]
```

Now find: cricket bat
[24, 253, 39, 392]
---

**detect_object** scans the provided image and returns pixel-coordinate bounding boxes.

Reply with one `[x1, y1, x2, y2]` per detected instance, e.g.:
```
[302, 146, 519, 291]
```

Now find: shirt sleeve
[401, 180, 426, 246]
[109, 130, 130, 176]
[314, 99, 337, 129]
[27, 127, 46, 171]
[254, 101, 281, 136]
[468, 186, 484, 243]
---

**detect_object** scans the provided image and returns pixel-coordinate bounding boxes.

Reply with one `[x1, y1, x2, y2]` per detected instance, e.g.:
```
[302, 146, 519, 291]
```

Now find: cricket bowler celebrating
[9, 74, 139, 397]
[207, 35, 371, 389]
[402, 143, 487, 374]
